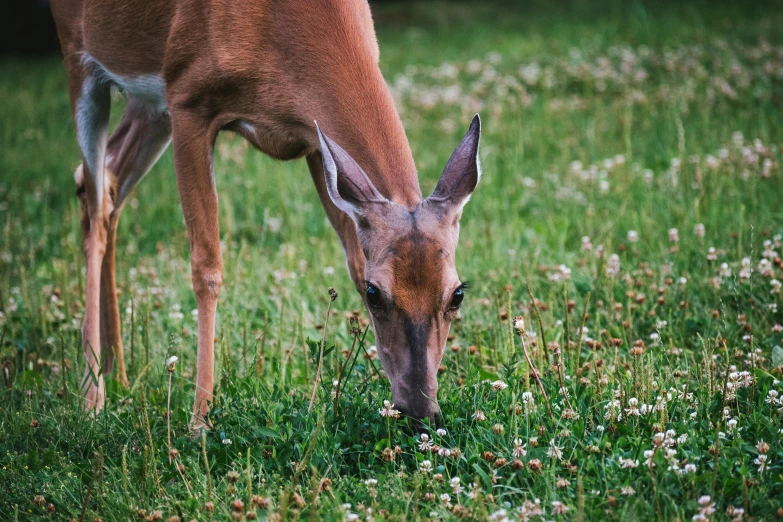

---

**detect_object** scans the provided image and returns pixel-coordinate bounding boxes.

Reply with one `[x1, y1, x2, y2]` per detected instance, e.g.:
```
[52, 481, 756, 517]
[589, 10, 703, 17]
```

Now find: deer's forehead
[369, 214, 452, 269]
[368, 205, 452, 251]
[367, 225, 457, 315]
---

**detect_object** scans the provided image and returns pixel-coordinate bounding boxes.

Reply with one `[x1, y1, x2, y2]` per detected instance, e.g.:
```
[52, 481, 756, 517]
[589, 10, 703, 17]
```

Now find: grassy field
[2, 0, 783, 520]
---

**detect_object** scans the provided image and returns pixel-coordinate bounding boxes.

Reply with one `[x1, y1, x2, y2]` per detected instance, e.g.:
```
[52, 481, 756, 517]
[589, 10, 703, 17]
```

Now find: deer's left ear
[427, 114, 481, 213]
[316, 122, 388, 221]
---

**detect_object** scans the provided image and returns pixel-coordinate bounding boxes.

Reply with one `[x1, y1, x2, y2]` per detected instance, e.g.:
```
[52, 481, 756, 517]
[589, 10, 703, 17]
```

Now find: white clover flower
[491, 380, 509, 391]
[619, 457, 639, 469]
[606, 254, 621, 277]
[644, 450, 655, 466]
[551, 501, 568, 515]
[581, 236, 593, 251]
[513, 438, 527, 458]
[754, 454, 768, 473]
[378, 400, 400, 419]
[418, 434, 433, 452]
[547, 439, 564, 461]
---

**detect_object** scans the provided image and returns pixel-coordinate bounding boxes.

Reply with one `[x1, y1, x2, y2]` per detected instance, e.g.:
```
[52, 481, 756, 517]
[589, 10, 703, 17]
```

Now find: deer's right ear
[426, 114, 481, 214]
[316, 123, 388, 221]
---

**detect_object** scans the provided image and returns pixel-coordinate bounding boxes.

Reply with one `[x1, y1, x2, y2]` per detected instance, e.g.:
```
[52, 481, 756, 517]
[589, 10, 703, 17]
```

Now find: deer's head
[317, 116, 481, 425]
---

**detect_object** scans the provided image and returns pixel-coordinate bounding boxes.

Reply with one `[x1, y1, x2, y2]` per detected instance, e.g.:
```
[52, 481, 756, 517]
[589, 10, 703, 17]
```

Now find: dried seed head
[251, 496, 271, 509]
[328, 287, 338, 301]
[381, 447, 395, 461]
[33, 495, 46, 507]
[527, 459, 543, 472]
[513, 316, 525, 332]
[231, 498, 245, 512]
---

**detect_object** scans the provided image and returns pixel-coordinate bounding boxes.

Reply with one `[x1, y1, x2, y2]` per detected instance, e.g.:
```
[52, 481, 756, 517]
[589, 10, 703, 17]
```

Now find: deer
[50, 0, 482, 431]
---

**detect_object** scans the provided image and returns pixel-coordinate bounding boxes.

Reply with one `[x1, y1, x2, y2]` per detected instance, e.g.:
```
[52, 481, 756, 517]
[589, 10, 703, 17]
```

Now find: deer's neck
[257, 0, 421, 209]
[308, 79, 421, 209]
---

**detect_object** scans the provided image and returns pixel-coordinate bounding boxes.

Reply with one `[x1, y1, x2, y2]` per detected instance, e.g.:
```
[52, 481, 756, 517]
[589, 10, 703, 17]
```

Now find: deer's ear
[317, 123, 388, 221]
[427, 114, 481, 213]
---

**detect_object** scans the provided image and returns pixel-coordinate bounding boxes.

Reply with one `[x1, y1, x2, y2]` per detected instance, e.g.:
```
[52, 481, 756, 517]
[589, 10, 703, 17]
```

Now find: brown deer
[50, 0, 481, 430]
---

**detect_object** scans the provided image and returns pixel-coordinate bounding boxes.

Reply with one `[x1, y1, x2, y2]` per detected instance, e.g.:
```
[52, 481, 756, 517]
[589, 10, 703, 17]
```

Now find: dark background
[3, 0, 780, 57]
[2, 0, 59, 55]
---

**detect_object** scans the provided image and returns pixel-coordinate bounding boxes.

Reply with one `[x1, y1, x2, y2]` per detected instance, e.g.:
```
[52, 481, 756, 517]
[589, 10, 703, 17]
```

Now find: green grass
[2, 1, 783, 520]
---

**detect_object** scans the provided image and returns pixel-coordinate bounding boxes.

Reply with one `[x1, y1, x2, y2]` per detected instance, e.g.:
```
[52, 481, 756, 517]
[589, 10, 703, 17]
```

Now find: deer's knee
[192, 268, 223, 303]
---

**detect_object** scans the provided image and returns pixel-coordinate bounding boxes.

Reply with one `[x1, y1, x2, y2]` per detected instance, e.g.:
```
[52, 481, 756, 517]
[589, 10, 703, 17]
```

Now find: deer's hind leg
[98, 99, 172, 386]
[66, 57, 112, 411]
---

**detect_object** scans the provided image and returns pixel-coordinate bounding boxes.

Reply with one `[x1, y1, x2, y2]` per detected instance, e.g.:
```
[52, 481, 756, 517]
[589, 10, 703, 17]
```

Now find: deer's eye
[366, 283, 382, 308]
[450, 287, 465, 310]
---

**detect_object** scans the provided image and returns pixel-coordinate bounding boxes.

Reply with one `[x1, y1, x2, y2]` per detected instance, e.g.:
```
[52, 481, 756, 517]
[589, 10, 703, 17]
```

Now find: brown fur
[51, 0, 481, 426]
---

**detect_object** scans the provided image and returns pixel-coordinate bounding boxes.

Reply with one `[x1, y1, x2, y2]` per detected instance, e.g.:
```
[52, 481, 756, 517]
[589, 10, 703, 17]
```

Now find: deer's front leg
[171, 112, 222, 433]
